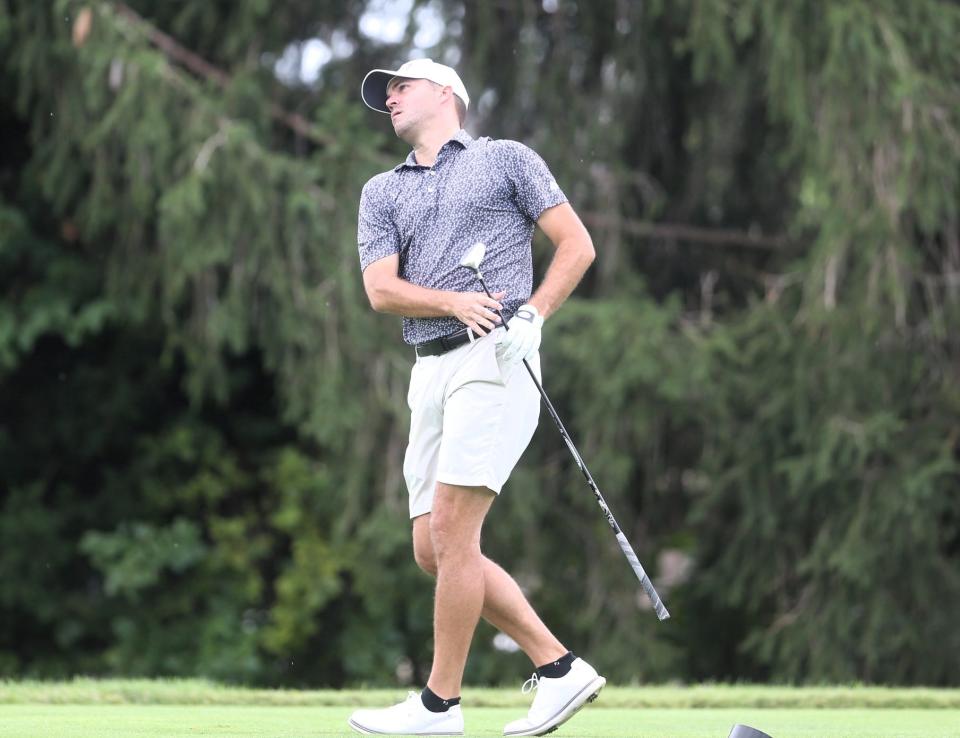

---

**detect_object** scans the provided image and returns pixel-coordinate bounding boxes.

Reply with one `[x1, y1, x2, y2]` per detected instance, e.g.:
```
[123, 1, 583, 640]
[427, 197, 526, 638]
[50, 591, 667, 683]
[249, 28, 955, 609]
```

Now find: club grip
[615, 532, 671, 621]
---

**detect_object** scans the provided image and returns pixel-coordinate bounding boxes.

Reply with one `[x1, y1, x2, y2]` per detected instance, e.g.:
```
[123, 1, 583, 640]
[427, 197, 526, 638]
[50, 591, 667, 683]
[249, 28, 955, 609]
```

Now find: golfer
[350, 58, 602, 737]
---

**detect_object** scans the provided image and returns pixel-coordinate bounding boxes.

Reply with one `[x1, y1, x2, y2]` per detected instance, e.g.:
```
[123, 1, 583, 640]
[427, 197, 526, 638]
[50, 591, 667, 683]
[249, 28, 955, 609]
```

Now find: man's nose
[386, 94, 398, 110]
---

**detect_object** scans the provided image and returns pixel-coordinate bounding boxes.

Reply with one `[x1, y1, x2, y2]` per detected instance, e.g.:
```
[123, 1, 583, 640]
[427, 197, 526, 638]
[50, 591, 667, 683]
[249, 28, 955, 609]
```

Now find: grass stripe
[1, 704, 960, 738]
[1, 679, 958, 709]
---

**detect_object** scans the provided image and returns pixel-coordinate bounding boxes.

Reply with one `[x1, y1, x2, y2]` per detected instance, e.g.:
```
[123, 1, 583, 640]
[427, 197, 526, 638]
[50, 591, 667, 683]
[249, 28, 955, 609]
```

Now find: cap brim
[361, 69, 399, 114]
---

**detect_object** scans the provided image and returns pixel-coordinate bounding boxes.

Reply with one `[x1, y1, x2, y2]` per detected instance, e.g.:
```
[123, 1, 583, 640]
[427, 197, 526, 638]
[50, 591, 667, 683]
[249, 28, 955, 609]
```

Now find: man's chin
[393, 120, 416, 142]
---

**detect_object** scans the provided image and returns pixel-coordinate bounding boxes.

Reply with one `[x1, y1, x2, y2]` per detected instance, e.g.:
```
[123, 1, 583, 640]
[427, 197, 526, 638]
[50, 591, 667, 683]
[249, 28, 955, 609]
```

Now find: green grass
[1, 681, 958, 738]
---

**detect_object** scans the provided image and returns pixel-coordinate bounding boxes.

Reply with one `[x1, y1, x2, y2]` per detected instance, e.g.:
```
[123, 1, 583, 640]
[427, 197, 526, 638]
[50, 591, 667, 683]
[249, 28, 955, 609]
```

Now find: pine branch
[109, 2, 333, 148]
[581, 212, 789, 251]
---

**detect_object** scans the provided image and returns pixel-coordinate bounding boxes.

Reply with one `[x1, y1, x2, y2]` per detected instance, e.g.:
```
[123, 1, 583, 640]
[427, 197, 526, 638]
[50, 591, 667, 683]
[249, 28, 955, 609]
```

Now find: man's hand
[450, 290, 506, 336]
[500, 304, 544, 368]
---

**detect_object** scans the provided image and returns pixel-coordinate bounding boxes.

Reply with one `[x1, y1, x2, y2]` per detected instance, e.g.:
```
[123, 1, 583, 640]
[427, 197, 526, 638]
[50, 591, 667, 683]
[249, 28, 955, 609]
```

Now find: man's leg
[425, 481, 496, 699]
[348, 482, 489, 736]
[414, 497, 605, 738]
[413, 514, 566, 668]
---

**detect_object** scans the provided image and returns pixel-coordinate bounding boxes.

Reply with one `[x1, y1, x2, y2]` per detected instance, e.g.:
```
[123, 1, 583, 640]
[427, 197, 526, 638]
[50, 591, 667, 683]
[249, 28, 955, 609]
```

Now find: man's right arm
[363, 254, 505, 336]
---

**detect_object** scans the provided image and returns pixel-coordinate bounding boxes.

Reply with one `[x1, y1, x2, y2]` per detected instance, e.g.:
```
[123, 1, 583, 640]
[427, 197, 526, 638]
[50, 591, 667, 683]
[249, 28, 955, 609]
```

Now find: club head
[459, 242, 486, 273]
[728, 725, 773, 738]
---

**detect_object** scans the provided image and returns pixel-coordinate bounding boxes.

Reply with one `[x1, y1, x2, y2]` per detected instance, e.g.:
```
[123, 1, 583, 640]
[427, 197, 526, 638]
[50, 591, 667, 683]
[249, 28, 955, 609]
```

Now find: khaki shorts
[403, 329, 541, 519]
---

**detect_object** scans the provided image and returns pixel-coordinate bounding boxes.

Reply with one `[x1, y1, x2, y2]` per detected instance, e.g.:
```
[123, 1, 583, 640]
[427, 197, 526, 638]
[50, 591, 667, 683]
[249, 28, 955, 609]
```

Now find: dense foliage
[1, 0, 957, 686]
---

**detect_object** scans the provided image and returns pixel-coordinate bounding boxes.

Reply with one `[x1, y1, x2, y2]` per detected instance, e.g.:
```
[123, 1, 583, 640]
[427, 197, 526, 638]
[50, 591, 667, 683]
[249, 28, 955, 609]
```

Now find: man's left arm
[497, 202, 594, 367]
[527, 202, 595, 320]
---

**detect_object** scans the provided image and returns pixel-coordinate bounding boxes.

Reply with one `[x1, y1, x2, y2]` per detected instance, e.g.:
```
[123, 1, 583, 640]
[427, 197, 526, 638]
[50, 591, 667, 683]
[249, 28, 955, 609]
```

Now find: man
[350, 58, 602, 737]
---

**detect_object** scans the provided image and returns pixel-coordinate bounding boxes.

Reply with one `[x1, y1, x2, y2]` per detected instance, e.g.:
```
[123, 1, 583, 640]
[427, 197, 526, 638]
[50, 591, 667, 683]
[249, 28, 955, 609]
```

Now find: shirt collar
[394, 129, 474, 171]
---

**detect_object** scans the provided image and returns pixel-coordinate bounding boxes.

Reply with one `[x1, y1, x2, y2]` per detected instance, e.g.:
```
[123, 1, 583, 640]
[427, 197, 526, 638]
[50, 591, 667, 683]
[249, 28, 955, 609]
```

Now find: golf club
[729, 726, 773, 738]
[459, 242, 670, 621]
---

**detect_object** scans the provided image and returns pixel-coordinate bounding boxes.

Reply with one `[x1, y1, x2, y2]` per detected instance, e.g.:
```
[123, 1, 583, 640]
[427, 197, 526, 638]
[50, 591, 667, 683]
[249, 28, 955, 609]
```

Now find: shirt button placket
[427, 168, 436, 194]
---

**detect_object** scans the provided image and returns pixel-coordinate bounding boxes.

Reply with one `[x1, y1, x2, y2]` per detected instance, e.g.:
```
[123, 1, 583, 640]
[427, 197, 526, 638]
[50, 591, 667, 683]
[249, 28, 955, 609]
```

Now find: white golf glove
[500, 304, 544, 368]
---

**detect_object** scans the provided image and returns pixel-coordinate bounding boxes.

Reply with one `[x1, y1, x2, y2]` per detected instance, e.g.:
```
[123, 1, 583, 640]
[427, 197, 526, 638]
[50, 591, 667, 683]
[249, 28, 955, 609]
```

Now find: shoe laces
[521, 672, 539, 694]
[403, 691, 420, 713]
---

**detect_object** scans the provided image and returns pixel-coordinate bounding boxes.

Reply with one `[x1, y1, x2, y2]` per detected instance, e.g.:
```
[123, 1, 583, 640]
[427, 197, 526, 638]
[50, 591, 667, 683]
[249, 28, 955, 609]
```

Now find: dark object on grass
[729, 725, 772, 738]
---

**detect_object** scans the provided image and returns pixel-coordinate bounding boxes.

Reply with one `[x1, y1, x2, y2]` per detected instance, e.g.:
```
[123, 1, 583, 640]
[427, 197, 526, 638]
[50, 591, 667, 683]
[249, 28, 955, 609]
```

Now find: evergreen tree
[0, 0, 956, 685]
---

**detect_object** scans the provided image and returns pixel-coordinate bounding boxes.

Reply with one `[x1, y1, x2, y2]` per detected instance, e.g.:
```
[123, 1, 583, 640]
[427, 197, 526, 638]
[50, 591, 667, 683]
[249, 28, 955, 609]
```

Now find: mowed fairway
[1, 681, 958, 738]
[2, 705, 960, 738]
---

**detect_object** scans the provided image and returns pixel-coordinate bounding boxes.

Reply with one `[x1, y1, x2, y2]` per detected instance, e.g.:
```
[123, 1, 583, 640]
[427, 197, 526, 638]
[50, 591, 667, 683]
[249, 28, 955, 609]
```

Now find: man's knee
[412, 516, 438, 576]
[424, 483, 493, 564]
[429, 507, 480, 563]
[414, 540, 438, 576]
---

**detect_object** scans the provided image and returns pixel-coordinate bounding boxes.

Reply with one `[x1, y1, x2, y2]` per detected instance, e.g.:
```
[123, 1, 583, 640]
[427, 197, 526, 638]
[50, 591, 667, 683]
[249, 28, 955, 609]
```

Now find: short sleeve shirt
[357, 130, 568, 345]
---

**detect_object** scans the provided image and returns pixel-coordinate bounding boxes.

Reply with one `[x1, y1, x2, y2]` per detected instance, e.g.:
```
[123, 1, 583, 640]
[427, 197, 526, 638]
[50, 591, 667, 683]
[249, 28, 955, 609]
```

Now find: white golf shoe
[503, 658, 606, 736]
[348, 691, 465, 735]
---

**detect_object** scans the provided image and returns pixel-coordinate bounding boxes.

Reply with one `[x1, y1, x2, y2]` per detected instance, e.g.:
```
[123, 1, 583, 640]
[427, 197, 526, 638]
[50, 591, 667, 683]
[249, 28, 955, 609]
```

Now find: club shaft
[477, 278, 670, 621]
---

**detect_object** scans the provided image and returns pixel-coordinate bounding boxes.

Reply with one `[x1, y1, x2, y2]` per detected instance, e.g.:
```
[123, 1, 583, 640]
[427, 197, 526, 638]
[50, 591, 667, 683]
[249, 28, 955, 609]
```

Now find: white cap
[361, 58, 469, 114]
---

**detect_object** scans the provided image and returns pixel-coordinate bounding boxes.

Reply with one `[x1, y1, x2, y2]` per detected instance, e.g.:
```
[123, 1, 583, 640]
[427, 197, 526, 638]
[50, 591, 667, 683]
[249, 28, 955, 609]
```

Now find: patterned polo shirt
[357, 129, 568, 346]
